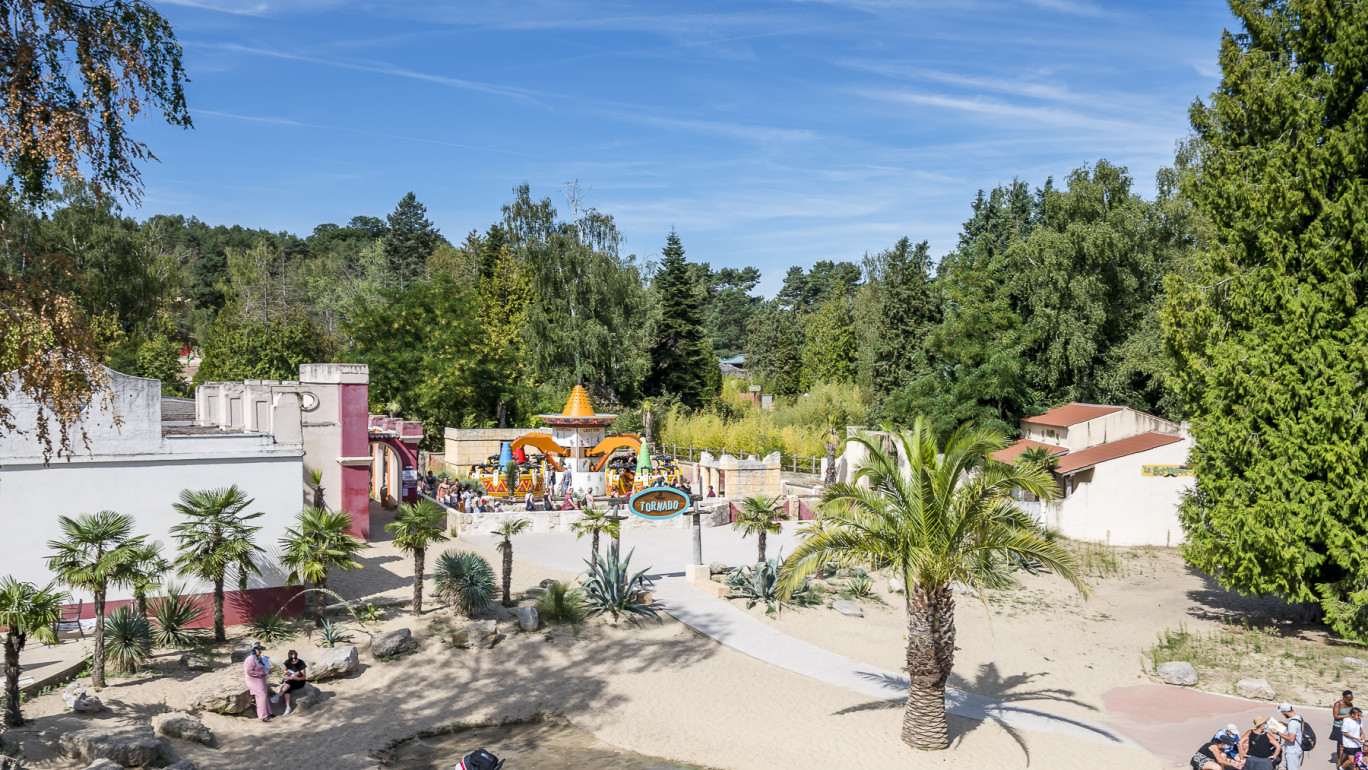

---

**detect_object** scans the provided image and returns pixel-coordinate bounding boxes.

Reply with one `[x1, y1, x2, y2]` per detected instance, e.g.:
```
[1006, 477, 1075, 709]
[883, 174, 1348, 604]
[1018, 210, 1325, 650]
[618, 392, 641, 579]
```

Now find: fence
[658, 444, 823, 475]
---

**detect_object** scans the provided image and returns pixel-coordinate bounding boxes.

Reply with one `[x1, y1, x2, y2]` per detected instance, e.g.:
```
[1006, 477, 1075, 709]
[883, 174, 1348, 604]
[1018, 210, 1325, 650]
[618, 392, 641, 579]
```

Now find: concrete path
[461, 523, 1142, 750]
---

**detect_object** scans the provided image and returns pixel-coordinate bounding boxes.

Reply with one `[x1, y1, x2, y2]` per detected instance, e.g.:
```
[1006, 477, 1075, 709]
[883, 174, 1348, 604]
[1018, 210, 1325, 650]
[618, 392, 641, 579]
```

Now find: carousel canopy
[539, 385, 617, 426]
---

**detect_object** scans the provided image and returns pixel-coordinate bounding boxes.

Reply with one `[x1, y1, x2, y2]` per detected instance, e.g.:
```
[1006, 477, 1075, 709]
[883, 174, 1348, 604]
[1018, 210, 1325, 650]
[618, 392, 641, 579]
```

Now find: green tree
[1165, 1, 1368, 639]
[731, 495, 787, 563]
[691, 264, 762, 358]
[864, 238, 937, 399]
[168, 486, 265, 643]
[45, 510, 145, 687]
[747, 301, 803, 396]
[194, 316, 326, 384]
[492, 518, 532, 606]
[800, 296, 857, 388]
[780, 422, 1087, 749]
[383, 192, 443, 290]
[385, 499, 450, 616]
[279, 508, 366, 626]
[570, 508, 620, 558]
[0, 577, 65, 726]
[644, 231, 719, 407]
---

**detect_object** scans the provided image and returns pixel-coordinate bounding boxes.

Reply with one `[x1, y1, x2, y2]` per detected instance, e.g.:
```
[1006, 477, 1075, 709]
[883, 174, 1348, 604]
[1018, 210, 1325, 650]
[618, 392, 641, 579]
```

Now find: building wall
[1022, 409, 1179, 452]
[443, 428, 549, 470]
[1043, 438, 1193, 546]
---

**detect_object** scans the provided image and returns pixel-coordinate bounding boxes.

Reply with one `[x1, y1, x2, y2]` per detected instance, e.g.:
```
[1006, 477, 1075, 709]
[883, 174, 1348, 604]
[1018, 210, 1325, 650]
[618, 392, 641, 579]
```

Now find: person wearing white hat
[1273, 703, 1305, 770]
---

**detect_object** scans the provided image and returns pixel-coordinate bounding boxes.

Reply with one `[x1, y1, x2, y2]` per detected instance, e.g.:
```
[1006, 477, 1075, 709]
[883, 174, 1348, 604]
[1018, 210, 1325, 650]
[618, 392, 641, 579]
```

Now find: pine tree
[801, 296, 856, 388]
[643, 231, 718, 407]
[1165, 0, 1368, 638]
[867, 237, 937, 399]
[382, 192, 442, 290]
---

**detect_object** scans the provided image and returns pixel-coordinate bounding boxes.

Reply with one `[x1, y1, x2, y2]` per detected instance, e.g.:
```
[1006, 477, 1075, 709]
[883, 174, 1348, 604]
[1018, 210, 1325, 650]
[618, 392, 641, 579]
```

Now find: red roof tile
[1021, 402, 1124, 427]
[1054, 432, 1184, 474]
[991, 439, 1069, 465]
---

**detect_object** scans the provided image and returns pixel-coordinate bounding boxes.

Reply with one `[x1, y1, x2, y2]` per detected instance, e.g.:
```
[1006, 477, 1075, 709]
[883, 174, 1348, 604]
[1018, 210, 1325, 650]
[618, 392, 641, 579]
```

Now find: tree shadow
[1184, 570, 1326, 638]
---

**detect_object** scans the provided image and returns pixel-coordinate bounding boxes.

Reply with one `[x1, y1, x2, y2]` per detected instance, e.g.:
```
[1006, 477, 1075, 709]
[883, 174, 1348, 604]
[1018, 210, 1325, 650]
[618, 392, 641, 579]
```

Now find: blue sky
[133, 0, 1234, 296]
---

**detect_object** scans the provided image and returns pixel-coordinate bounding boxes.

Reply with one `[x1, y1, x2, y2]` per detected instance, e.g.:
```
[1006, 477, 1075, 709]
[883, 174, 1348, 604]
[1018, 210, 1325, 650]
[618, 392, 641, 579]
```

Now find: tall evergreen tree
[1166, 0, 1368, 639]
[801, 296, 857, 388]
[748, 301, 804, 397]
[383, 192, 443, 290]
[644, 231, 718, 407]
[866, 237, 937, 399]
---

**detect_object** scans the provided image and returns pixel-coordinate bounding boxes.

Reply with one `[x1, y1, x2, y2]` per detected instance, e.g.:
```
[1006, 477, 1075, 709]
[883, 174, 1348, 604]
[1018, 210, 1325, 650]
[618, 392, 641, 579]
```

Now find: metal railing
[656, 444, 823, 475]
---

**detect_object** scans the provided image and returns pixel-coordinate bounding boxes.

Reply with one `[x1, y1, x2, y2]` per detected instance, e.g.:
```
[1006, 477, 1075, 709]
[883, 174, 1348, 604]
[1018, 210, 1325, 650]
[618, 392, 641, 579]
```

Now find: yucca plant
[849, 574, 874, 598]
[103, 605, 154, 674]
[581, 549, 659, 623]
[535, 580, 587, 626]
[249, 611, 290, 644]
[318, 620, 353, 648]
[433, 550, 494, 617]
[149, 583, 206, 648]
[727, 556, 809, 614]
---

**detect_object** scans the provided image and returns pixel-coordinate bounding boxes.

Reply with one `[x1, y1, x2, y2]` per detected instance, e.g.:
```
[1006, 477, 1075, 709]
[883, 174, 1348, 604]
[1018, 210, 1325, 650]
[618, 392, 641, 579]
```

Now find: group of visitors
[1190, 691, 1365, 770]
[431, 478, 505, 513]
[242, 643, 307, 723]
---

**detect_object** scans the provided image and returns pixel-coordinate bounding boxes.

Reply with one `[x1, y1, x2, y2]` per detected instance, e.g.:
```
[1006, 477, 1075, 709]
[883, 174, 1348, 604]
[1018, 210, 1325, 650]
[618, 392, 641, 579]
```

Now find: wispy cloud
[190, 109, 535, 156]
[1019, 0, 1107, 18]
[159, 0, 270, 16]
[603, 111, 819, 144]
[857, 88, 1158, 136]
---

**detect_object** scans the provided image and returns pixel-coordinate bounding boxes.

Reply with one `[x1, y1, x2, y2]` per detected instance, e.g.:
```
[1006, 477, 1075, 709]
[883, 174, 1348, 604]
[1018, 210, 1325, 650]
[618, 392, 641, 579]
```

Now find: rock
[288, 683, 323, 713]
[152, 711, 214, 747]
[62, 683, 103, 713]
[951, 582, 972, 595]
[185, 672, 253, 714]
[516, 606, 540, 632]
[179, 652, 211, 672]
[83, 761, 123, 770]
[448, 620, 499, 649]
[708, 562, 729, 576]
[59, 725, 165, 767]
[835, 568, 852, 577]
[832, 600, 864, 618]
[888, 577, 905, 594]
[370, 629, 418, 658]
[523, 587, 545, 598]
[1236, 678, 1277, 700]
[0, 756, 22, 770]
[1345, 657, 1368, 668]
[709, 574, 728, 584]
[165, 762, 198, 770]
[307, 646, 359, 680]
[228, 643, 259, 664]
[539, 578, 554, 588]
[811, 580, 838, 594]
[1157, 661, 1199, 687]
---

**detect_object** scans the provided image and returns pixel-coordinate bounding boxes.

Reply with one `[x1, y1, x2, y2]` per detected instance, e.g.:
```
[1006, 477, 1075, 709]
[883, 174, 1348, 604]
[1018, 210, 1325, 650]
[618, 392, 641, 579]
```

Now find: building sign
[1142, 465, 1194, 477]
[627, 486, 691, 520]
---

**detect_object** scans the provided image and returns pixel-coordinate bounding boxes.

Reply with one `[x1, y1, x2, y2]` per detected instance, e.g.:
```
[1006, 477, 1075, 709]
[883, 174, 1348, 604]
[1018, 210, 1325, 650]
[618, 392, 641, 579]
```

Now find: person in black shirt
[1242, 716, 1282, 770]
[1190, 732, 1240, 770]
[270, 649, 308, 716]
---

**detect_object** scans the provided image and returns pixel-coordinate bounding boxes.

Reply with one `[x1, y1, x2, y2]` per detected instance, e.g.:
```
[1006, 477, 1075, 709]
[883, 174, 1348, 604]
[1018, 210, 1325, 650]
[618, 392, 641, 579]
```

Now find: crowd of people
[1190, 692, 1363, 770]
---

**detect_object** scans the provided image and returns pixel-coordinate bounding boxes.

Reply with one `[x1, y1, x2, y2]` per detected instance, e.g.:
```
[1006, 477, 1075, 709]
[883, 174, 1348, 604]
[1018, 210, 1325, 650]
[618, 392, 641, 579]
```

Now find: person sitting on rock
[1189, 731, 1241, 770]
[270, 649, 307, 716]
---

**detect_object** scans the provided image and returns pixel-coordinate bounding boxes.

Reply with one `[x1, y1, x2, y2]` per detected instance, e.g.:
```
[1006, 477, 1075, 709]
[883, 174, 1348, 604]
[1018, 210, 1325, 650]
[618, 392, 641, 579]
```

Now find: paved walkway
[461, 524, 1142, 750]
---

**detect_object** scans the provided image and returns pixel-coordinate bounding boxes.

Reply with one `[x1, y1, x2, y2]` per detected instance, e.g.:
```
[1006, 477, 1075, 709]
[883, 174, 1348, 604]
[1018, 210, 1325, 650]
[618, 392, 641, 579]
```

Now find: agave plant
[149, 583, 206, 648]
[103, 606, 154, 674]
[249, 611, 290, 644]
[536, 580, 587, 626]
[318, 620, 353, 648]
[728, 555, 811, 613]
[433, 550, 494, 617]
[848, 574, 874, 598]
[581, 549, 659, 623]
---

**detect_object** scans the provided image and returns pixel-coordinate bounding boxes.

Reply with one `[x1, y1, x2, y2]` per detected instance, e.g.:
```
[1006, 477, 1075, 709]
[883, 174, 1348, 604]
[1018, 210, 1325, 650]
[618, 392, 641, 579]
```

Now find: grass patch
[1148, 621, 1364, 699]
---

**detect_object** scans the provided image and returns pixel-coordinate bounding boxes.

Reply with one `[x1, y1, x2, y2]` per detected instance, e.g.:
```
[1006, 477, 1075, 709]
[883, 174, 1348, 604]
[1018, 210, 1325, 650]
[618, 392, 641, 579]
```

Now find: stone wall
[443, 427, 550, 471]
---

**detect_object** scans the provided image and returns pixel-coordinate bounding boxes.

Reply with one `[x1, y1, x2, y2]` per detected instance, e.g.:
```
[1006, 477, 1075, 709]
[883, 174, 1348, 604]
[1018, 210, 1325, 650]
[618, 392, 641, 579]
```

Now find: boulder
[179, 652, 211, 672]
[448, 620, 499, 649]
[287, 683, 323, 713]
[1345, 657, 1368, 668]
[709, 574, 728, 584]
[62, 683, 103, 713]
[153, 711, 214, 747]
[708, 562, 729, 576]
[811, 580, 839, 595]
[539, 578, 555, 588]
[83, 761, 123, 770]
[185, 673, 253, 714]
[1157, 661, 1198, 687]
[370, 629, 418, 658]
[832, 600, 864, 618]
[307, 646, 359, 680]
[59, 725, 165, 767]
[523, 587, 546, 598]
[888, 577, 905, 594]
[516, 606, 540, 632]
[1236, 678, 1277, 700]
[165, 763, 198, 770]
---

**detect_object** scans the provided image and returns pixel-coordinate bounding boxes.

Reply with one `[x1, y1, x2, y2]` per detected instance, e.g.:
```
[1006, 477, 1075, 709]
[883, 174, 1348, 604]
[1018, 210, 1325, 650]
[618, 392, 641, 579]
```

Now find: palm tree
[0, 577, 65, 726]
[779, 420, 1089, 751]
[45, 511, 145, 688]
[168, 486, 265, 643]
[124, 540, 171, 618]
[280, 508, 366, 626]
[1015, 446, 1062, 500]
[491, 518, 531, 606]
[570, 508, 619, 558]
[385, 498, 449, 616]
[731, 495, 787, 564]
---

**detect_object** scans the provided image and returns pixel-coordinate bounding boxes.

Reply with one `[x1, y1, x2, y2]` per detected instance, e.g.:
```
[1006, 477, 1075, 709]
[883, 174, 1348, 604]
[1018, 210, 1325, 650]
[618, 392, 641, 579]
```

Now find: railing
[657, 444, 823, 475]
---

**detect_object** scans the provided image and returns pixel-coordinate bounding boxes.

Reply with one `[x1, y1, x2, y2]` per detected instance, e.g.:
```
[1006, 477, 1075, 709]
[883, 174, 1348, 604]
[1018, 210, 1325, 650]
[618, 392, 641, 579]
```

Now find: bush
[318, 620, 353, 648]
[536, 580, 588, 626]
[581, 550, 659, 623]
[848, 574, 873, 598]
[149, 583, 207, 648]
[250, 611, 290, 644]
[104, 606, 154, 674]
[727, 556, 811, 613]
[434, 550, 494, 617]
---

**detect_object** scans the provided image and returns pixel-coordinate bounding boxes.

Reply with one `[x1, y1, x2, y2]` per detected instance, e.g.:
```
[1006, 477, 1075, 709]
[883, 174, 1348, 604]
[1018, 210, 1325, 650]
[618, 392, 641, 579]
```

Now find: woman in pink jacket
[243, 643, 273, 722]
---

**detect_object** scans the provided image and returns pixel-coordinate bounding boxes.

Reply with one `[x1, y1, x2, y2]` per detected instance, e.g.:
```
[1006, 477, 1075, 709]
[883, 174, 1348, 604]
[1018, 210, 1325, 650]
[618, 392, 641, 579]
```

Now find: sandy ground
[2, 506, 1163, 770]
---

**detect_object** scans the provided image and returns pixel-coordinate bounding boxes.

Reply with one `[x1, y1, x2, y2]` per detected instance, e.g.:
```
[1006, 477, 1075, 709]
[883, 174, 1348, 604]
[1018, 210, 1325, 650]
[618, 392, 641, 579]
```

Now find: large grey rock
[1345, 657, 1368, 668]
[832, 600, 864, 618]
[153, 711, 214, 747]
[83, 761, 123, 770]
[516, 606, 540, 632]
[228, 643, 259, 664]
[1157, 661, 1199, 687]
[1236, 678, 1277, 700]
[370, 629, 418, 658]
[185, 672, 253, 714]
[165, 762, 198, 770]
[888, 577, 905, 594]
[708, 562, 729, 576]
[179, 652, 211, 672]
[287, 682, 323, 713]
[62, 683, 103, 713]
[307, 646, 359, 680]
[449, 620, 499, 649]
[59, 725, 165, 767]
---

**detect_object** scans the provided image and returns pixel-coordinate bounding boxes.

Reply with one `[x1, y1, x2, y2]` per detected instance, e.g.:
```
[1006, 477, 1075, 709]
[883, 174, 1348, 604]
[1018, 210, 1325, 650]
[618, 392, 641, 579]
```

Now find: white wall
[1044, 438, 1193, 546]
[1064, 410, 1179, 452]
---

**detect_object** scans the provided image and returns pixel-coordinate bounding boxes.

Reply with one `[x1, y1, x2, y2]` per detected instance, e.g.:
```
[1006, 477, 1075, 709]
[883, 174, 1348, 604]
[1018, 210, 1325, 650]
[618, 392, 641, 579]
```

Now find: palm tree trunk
[134, 589, 147, 619]
[315, 577, 327, 627]
[412, 548, 425, 616]
[502, 544, 513, 606]
[902, 583, 956, 750]
[213, 577, 226, 643]
[3, 632, 22, 727]
[92, 588, 107, 688]
[591, 530, 599, 556]
[757, 530, 767, 563]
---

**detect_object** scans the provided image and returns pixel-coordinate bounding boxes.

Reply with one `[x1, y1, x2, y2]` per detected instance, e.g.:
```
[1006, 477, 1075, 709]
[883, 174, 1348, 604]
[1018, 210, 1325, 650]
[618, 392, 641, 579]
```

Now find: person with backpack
[1273, 702, 1310, 770]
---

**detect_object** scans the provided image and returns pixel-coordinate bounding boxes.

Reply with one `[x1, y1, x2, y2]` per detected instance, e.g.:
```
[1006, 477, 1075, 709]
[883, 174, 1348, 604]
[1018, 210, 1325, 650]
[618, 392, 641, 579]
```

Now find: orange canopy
[589, 434, 643, 471]
[510, 433, 566, 471]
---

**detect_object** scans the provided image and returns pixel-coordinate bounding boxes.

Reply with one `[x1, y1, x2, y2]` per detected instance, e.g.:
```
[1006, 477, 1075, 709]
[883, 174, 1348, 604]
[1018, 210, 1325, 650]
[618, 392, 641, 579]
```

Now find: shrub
[318, 620, 353, 648]
[536, 580, 587, 626]
[250, 611, 290, 644]
[433, 550, 494, 617]
[103, 606, 153, 674]
[581, 549, 659, 623]
[728, 556, 810, 613]
[149, 583, 207, 648]
[849, 574, 873, 598]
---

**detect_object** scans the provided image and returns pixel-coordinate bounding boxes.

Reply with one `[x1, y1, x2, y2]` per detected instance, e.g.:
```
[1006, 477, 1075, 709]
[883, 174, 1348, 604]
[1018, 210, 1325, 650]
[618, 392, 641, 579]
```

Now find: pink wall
[339, 383, 371, 538]
[65, 585, 307, 628]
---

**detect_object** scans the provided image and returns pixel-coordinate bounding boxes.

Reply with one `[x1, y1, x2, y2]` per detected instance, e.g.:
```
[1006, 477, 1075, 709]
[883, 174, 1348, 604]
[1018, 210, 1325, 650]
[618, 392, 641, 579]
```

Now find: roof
[1054, 432, 1184, 474]
[1022, 402, 1124, 428]
[991, 439, 1069, 465]
[539, 385, 616, 425]
[719, 354, 747, 366]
